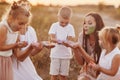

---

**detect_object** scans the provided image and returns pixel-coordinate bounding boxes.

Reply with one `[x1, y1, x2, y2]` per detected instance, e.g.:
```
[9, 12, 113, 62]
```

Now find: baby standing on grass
[48, 6, 75, 80]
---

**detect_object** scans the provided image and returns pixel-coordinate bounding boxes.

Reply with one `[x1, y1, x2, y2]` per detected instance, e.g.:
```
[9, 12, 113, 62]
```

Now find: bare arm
[0, 26, 17, 51]
[49, 34, 57, 43]
[98, 54, 120, 76]
[77, 44, 94, 63]
[67, 36, 75, 41]
[13, 44, 33, 61]
[30, 42, 43, 56]
[73, 47, 84, 65]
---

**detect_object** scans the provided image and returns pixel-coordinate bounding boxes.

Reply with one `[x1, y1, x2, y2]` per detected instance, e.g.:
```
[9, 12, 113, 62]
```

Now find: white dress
[12, 26, 42, 80]
[97, 47, 120, 80]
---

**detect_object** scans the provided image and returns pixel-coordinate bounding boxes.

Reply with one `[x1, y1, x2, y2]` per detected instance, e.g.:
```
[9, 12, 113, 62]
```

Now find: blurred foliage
[98, 2, 105, 11]
[115, 6, 120, 20]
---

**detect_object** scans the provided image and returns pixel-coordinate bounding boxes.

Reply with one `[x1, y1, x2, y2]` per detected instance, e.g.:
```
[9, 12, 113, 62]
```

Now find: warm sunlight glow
[6, 0, 120, 7]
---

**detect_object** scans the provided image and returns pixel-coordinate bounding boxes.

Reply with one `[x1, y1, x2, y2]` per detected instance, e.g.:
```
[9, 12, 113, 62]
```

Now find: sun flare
[5, 0, 120, 7]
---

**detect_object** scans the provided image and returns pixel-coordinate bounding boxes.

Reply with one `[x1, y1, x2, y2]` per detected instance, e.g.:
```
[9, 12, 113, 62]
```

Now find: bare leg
[51, 75, 58, 80]
[78, 76, 91, 80]
[59, 75, 67, 80]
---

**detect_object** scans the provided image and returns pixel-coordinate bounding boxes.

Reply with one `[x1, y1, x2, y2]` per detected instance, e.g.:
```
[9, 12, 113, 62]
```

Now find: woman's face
[83, 15, 96, 35]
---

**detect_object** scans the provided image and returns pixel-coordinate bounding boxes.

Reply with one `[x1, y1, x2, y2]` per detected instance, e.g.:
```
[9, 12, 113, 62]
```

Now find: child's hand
[57, 40, 63, 44]
[72, 42, 80, 48]
[17, 41, 28, 48]
[63, 40, 75, 48]
[32, 42, 43, 50]
[42, 41, 55, 49]
[88, 61, 100, 71]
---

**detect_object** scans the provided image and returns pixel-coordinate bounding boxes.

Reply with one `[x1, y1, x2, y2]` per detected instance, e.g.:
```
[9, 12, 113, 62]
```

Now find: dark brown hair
[83, 12, 105, 63]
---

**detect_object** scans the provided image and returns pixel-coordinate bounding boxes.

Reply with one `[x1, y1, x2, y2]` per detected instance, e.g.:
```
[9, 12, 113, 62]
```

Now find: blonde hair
[2, 2, 30, 21]
[17, 0, 31, 11]
[57, 6, 72, 19]
[99, 27, 120, 49]
[17, 0, 32, 24]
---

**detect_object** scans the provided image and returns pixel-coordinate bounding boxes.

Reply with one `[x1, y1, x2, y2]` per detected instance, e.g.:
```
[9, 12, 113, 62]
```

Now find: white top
[0, 20, 18, 57]
[48, 22, 75, 59]
[13, 26, 42, 80]
[20, 26, 37, 50]
[97, 47, 120, 80]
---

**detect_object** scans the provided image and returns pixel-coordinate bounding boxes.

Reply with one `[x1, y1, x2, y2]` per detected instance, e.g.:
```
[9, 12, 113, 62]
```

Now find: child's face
[58, 16, 70, 27]
[11, 15, 28, 31]
[83, 15, 96, 35]
[98, 37, 104, 49]
[99, 36, 107, 49]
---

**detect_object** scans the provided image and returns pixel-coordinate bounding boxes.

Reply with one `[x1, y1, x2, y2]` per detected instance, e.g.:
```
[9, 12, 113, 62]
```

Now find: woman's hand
[72, 42, 81, 48]
[63, 40, 75, 48]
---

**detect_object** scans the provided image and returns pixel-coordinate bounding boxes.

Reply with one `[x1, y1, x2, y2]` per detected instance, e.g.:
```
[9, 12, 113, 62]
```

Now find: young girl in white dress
[13, 25, 43, 80]
[90, 27, 120, 80]
[0, 2, 31, 80]
[12, 1, 43, 80]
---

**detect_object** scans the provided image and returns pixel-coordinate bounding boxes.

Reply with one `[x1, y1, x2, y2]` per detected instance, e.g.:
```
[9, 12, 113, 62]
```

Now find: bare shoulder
[114, 54, 120, 61]
[0, 24, 7, 32]
[0, 25, 7, 35]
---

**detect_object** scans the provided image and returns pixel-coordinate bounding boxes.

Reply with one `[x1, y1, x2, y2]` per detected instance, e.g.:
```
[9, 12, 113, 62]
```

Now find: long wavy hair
[82, 12, 105, 63]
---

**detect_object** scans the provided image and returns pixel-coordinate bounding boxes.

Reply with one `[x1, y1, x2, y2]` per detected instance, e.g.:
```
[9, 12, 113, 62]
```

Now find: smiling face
[83, 15, 96, 35]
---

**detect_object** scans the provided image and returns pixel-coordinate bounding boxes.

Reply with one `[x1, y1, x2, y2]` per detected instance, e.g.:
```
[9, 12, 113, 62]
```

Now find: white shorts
[50, 58, 70, 76]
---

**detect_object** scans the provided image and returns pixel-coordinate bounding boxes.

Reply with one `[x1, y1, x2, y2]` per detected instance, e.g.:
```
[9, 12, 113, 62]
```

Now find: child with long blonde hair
[90, 27, 120, 80]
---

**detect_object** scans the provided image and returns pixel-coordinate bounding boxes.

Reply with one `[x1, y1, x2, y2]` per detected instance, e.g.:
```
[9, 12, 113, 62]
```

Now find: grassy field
[0, 4, 120, 80]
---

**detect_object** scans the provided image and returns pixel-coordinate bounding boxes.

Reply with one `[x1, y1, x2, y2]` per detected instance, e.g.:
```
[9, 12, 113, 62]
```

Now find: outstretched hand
[42, 41, 56, 49]
[31, 42, 43, 50]
[62, 41, 80, 49]
[62, 40, 75, 48]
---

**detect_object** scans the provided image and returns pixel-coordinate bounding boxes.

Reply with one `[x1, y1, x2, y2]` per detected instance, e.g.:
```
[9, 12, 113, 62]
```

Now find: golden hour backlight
[6, 0, 120, 7]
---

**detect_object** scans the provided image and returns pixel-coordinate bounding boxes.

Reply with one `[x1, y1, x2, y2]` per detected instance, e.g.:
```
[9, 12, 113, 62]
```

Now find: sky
[6, 0, 120, 8]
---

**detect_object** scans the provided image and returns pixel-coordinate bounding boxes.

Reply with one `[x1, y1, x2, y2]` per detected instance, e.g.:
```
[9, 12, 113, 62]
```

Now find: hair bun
[115, 24, 120, 31]
[11, 1, 19, 9]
